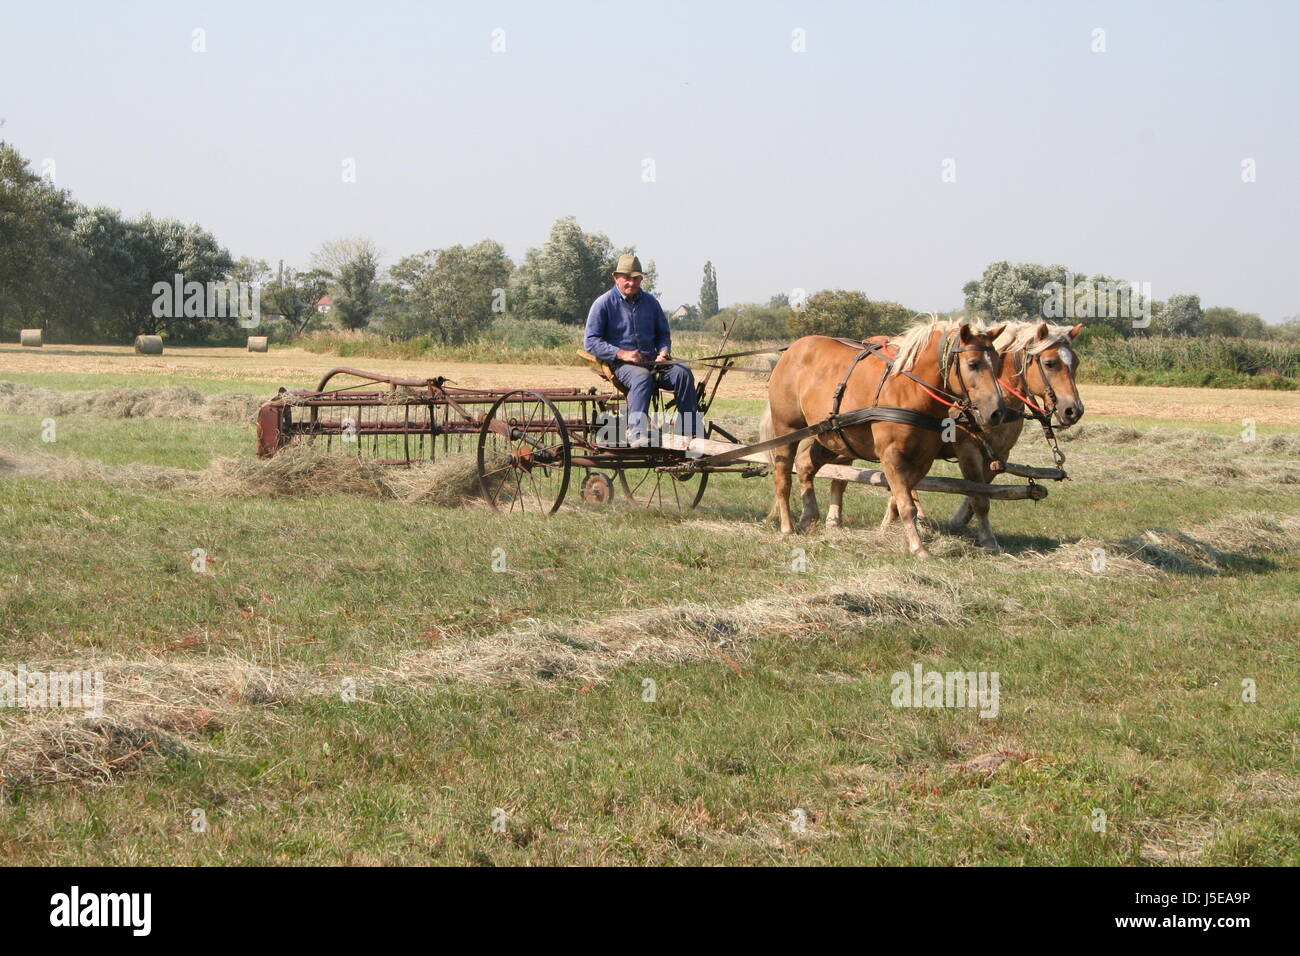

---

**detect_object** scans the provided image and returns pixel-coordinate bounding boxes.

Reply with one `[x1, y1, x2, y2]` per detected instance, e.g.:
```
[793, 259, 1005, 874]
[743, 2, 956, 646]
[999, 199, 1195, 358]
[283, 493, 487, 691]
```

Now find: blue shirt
[583, 285, 670, 363]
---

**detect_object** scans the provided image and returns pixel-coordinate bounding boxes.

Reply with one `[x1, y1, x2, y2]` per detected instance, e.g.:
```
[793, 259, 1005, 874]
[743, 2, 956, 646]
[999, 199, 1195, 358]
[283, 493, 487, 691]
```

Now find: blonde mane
[888, 317, 969, 375]
[991, 321, 1075, 357]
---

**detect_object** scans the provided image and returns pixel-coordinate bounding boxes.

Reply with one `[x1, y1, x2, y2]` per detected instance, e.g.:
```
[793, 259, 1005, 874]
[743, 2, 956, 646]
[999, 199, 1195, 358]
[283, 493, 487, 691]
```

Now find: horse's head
[1016, 322, 1085, 427]
[944, 322, 1007, 428]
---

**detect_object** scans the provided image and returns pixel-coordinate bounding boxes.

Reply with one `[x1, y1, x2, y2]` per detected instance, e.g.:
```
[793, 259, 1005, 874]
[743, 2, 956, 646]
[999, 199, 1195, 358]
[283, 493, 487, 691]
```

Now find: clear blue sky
[2, 0, 1296, 319]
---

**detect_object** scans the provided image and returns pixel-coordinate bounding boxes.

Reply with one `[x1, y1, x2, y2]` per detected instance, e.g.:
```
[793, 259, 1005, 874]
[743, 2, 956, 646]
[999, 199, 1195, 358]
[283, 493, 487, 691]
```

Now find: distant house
[315, 295, 333, 314]
[670, 304, 692, 321]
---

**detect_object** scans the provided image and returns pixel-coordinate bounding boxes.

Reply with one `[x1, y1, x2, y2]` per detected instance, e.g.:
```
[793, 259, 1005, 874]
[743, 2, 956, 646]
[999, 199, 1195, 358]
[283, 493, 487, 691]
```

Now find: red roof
[315, 295, 333, 306]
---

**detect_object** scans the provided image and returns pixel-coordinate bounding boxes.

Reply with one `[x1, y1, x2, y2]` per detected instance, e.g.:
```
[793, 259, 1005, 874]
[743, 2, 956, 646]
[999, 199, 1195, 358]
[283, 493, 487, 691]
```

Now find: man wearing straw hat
[583, 253, 703, 446]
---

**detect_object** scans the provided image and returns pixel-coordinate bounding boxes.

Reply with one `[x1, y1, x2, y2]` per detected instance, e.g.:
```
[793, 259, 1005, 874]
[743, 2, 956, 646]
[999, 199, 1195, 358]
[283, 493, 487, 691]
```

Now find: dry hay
[0, 441, 506, 507]
[1052, 422, 1300, 489]
[202, 444, 505, 506]
[0, 446, 197, 490]
[0, 380, 263, 423]
[1060, 421, 1300, 458]
[133, 334, 164, 354]
[1066, 453, 1299, 489]
[1136, 817, 1219, 864]
[1227, 770, 1300, 807]
[996, 512, 1300, 578]
[998, 538, 1163, 579]
[19, 329, 43, 348]
[707, 504, 1300, 580]
[0, 656, 330, 791]
[396, 567, 970, 687]
[1108, 511, 1300, 575]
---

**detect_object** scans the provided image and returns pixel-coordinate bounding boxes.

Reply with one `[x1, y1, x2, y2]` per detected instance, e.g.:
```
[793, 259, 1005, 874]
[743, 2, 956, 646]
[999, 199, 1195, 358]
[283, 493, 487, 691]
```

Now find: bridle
[997, 345, 1074, 470]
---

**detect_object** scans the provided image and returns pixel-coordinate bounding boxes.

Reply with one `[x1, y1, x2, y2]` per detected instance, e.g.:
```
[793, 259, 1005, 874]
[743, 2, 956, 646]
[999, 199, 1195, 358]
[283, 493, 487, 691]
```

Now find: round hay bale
[134, 334, 164, 355]
[247, 336, 269, 353]
[19, 329, 43, 348]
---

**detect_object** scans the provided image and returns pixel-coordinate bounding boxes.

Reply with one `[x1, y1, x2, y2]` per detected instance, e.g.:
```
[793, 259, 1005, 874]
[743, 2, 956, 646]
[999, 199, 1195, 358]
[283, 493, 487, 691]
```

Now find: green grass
[0, 414, 250, 469]
[1, 399, 1298, 864]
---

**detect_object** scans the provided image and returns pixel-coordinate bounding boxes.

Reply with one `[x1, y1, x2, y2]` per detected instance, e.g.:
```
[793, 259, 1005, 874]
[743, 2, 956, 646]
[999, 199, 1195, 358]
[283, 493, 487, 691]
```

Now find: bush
[1075, 335, 1300, 388]
[486, 317, 578, 351]
[706, 303, 791, 341]
[787, 290, 916, 340]
[1073, 323, 1120, 347]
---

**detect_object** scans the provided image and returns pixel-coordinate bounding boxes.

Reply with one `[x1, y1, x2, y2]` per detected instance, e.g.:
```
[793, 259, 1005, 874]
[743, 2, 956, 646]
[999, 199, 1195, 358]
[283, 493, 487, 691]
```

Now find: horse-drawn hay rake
[255, 365, 742, 512]
[255, 340, 1068, 520]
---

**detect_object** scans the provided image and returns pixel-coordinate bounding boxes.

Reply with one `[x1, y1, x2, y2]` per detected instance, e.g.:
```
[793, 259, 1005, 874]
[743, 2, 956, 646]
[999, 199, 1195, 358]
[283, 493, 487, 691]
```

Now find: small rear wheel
[478, 390, 572, 514]
[580, 471, 615, 505]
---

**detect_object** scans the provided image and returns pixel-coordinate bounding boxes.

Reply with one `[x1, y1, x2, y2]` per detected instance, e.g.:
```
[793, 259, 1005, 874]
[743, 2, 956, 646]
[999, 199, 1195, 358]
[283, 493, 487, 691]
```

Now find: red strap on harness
[911, 379, 963, 410]
[998, 377, 1049, 418]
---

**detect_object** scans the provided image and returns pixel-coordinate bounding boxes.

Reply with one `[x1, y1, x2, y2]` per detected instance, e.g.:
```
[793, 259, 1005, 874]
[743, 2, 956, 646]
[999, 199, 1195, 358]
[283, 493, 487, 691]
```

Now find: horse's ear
[1069, 323, 1083, 339]
[985, 324, 1006, 341]
[1035, 321, 1050, 340]
[957, 322, 974, 342]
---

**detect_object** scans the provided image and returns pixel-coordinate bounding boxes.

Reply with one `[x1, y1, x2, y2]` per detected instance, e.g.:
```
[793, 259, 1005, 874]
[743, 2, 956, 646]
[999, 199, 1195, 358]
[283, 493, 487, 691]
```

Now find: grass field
[1, 345, 1298, 865]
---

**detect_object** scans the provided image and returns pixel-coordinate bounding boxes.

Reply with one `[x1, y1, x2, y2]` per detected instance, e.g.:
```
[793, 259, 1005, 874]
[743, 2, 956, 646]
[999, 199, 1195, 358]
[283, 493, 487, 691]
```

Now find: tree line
[4, 141, 1293, 347]
[0, 143, 669, 345]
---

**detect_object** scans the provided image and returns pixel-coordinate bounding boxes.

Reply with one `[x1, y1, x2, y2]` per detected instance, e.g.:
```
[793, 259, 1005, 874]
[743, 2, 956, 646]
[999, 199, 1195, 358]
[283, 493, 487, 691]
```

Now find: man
[583, 253, 702, 445]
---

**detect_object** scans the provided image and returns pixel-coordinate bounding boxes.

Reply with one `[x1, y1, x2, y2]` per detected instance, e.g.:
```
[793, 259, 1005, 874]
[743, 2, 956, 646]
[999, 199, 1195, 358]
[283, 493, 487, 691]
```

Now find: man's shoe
[628, 434, 652, 449]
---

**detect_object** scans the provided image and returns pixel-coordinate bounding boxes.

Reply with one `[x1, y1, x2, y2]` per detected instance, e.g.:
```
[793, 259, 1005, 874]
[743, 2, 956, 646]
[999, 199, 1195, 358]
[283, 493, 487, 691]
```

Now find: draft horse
[767, 321, 1006, 557]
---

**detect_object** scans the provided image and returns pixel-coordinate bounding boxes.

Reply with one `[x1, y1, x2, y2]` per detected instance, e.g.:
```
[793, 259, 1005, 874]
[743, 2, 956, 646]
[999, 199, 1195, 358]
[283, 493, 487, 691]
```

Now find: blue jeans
[612, 361, 703, 439]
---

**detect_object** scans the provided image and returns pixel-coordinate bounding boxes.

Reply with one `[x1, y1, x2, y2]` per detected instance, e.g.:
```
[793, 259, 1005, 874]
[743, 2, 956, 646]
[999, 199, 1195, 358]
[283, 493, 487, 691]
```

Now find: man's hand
[616, 349, 642, 362]
[655, 348, 671, 362]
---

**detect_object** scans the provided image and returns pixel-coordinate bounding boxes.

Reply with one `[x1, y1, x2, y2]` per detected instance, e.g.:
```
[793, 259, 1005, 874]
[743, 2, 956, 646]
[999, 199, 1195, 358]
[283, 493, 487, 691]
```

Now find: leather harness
[825, 334, 1001, 464]
[694, 332, 1002, 470]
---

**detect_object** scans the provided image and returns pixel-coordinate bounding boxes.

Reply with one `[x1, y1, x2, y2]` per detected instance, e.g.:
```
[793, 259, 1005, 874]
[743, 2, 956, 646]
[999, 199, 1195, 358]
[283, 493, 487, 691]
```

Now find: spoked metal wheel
[618, 465, 708, 510]
[478, 389, 572, 514]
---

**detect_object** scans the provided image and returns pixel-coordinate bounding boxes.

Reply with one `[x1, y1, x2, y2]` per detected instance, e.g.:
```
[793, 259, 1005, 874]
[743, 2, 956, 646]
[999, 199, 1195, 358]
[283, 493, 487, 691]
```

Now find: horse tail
[758, 402, 775, 465]
[760, 402, 783, 522]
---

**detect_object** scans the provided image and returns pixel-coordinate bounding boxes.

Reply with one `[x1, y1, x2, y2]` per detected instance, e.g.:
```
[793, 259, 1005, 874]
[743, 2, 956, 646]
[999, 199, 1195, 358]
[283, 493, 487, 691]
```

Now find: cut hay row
[0, 380, 263, 423]
[0, 448, 196, 489]
[1060, 421, 1300, 457]
[1064, 452, 1300, 489]
[0, 443, 494, 507]
[395, 567, 974, 688]
[0, 656, 331, 791]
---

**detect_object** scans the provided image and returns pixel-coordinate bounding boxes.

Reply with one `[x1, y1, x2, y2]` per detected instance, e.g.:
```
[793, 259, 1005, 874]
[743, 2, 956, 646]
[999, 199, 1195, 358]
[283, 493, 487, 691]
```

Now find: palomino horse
[767, 321, 1006, 557]
[813, 320, 1083, 551]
